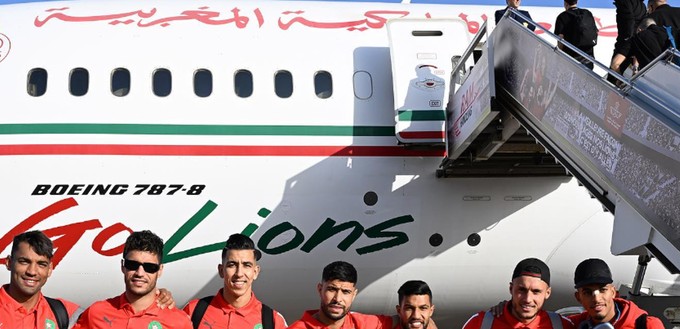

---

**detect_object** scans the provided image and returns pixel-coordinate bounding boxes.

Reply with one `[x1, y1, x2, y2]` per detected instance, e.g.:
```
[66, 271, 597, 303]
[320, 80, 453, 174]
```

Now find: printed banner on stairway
[493, 19, 680, 246]
[447, 48, 494, 158]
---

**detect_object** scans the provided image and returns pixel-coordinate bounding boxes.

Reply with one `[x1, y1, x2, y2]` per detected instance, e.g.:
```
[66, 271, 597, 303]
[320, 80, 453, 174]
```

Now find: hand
[156, 288, 176, 309]
[488, 300, 507, 318]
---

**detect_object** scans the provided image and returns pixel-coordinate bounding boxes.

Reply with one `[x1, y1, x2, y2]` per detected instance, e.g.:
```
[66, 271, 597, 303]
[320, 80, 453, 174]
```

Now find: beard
[321, 302, 348, 321]
[125, 277, 156, 298]
[593, 313, 607, 321]
[401, 319, 429, 329]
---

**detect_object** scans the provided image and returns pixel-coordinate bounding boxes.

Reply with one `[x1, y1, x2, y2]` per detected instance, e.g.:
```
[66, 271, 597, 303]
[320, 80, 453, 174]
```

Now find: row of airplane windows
[26, 68, 337, 99]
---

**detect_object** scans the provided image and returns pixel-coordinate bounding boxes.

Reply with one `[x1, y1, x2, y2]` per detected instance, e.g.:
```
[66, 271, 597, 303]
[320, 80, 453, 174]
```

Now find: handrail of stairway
[504, 8, 680, 128]
[632, 47, 680, 79]
[450, 20, 489, 88]
[628, 48, 680, 126]
[503, 8, 630, 86]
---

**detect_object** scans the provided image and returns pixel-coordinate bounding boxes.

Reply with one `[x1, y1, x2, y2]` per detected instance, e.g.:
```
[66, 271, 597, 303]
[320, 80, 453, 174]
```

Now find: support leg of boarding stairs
[630, 255, 652, 297]
[611, 200, 680, 273]
[613, 200, 680, 329]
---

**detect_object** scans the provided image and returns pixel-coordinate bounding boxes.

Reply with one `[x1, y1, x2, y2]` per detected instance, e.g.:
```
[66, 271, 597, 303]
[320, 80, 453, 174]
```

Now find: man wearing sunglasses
[183, 233, 287, 329]
[74, 230, 192, 328]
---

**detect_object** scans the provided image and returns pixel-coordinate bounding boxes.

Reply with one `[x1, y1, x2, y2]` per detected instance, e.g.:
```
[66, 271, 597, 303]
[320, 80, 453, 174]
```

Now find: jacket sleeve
[462, 312, 484, 329]
[274, 310, 288, 329]
[179, 311, 194, 329]
[560, 314, 576, 329]
[71, 307, 91, 329]
[58, 298, 84, 329]
[647, 315, 666, 329]
[182, 299, 197, 316]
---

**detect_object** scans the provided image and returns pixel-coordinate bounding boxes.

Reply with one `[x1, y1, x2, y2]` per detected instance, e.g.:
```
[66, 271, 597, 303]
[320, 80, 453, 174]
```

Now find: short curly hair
[123, 230, 164, 262]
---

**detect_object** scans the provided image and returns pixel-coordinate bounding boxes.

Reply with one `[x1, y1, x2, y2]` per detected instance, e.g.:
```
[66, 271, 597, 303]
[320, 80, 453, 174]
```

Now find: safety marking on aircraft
[0, 33, 10, 64]
[0, 123, 395, 136]
[0, 144, 445, 156]
[397, 110, 445, 121]
[398, 131, 445, 139]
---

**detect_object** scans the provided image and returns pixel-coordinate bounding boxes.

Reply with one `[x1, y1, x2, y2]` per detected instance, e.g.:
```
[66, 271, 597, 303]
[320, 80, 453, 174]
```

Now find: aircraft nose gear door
[387, 18, 470, 146]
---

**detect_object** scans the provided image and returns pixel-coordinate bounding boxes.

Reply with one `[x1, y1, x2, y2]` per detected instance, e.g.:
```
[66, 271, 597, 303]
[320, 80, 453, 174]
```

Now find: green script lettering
[161, 202, 414, 263]
[258, 222, 305, 255]
[162, 200, 258, 264]
[163, 201, 221, 264]
[301, 218, 363, 253]
[356, 215, 414, 255]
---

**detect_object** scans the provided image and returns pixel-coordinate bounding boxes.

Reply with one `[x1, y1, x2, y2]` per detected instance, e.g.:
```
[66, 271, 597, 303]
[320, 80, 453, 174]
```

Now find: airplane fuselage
[0, 0, 677, 326]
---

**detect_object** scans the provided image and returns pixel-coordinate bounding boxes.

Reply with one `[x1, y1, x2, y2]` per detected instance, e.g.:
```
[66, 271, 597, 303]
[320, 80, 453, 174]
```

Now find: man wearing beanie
[568, 259, 664, 329]
[463, 258, 574, 329]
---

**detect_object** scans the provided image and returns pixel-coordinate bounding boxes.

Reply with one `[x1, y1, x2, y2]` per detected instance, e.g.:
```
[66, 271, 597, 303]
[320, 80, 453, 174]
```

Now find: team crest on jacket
[148, 320, 162, 329]
[45, 319, 56, 329]
[254, 324, 263, 329]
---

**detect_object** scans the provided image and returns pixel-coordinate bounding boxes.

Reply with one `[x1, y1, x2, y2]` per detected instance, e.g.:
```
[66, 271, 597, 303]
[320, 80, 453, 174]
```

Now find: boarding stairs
[388, 9, 680, 326]
[411, 9, 680, 326]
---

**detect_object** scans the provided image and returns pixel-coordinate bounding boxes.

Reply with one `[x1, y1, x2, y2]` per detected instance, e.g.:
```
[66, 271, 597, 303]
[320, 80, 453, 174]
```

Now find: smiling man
[74, 230, 191, 329]
[396, 280, 434, 329]
[183, 233, 287, 329]
[567, 258, 664, 329]
[463, 258, 574, 329]
[1, 230, 82, 329]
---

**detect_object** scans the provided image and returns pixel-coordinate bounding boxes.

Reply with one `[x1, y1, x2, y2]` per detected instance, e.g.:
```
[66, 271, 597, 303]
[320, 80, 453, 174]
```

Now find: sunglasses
[122, 259, 161, 274]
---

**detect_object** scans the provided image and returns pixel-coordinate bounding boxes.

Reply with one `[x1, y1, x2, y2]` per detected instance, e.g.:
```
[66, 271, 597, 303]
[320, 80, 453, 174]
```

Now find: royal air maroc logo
[148, 321, 162, 329]
[0, 33, 10, 64]
[45, 319, 56, 329]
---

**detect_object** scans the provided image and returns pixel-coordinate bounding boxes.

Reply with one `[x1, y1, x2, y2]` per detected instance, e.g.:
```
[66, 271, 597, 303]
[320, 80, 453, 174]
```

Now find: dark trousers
[613, 0, 647, 56]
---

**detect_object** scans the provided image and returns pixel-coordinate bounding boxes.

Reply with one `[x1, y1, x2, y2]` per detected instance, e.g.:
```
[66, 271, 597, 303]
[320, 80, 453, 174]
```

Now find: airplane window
[27, 68, 47, 97]
[275, 70, 293, 98]
[69, 68, 89, 96]
[153, 68, 172, 97]
[194, 69, 213, 98]
[314, 71, 333, 99]
[353, 71, 373, 100]
[234, 70, 253, 98]
[111, 68, 130, 97]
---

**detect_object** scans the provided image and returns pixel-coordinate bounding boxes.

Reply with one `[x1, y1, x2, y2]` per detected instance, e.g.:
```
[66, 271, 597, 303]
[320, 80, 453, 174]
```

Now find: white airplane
[0, 0, 678, 327]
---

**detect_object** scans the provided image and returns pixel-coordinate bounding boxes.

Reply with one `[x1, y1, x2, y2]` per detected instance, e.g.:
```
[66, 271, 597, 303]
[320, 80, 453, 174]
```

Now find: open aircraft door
[387, 18, 470, 146]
